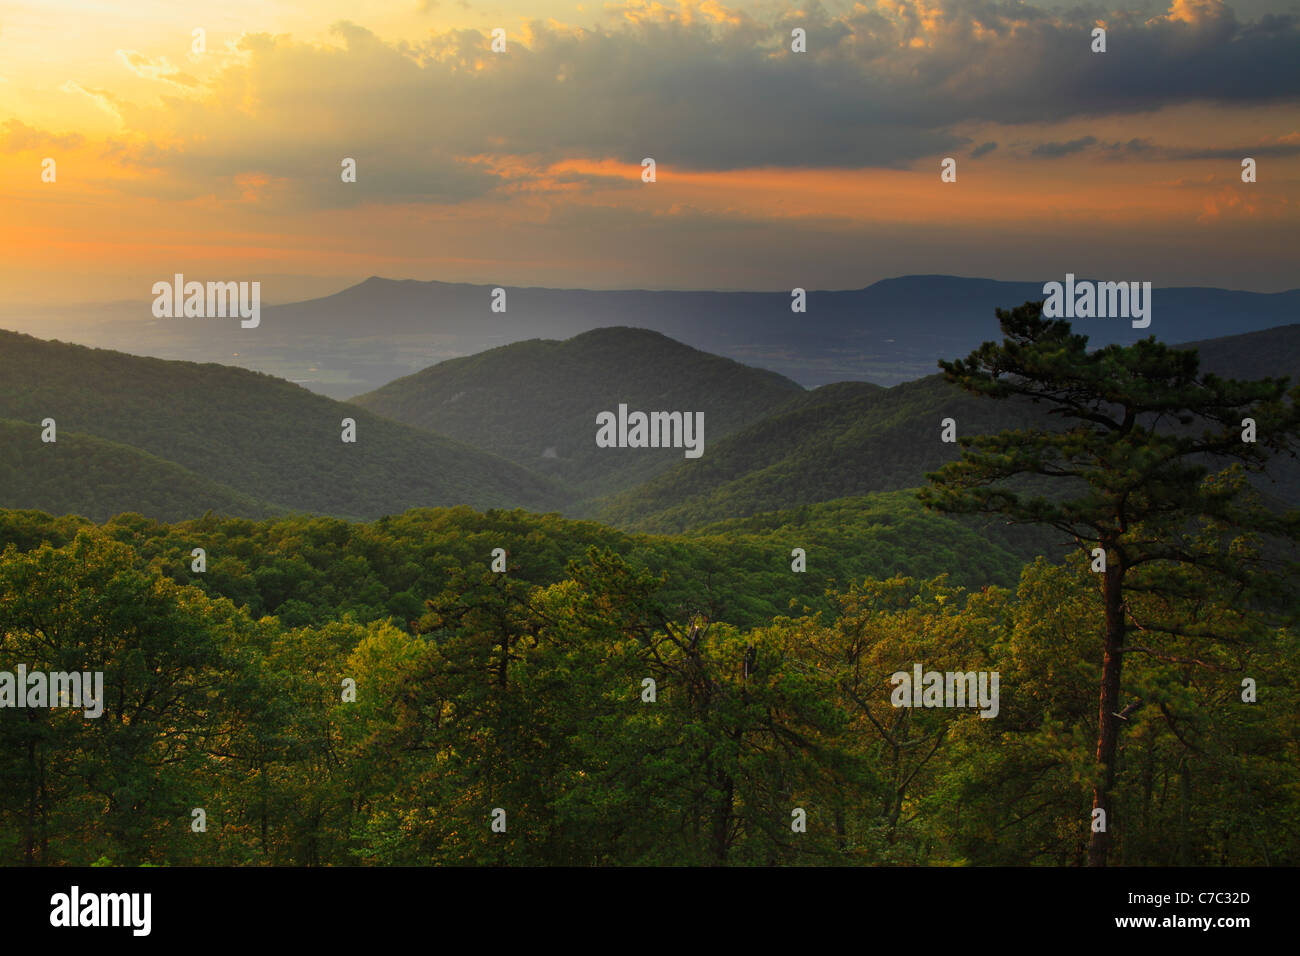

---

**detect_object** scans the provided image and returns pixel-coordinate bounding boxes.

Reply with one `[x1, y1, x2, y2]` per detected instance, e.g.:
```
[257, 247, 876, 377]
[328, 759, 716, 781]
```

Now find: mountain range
[2, 316, 1297, 551]
[6, 275, 1297, 398]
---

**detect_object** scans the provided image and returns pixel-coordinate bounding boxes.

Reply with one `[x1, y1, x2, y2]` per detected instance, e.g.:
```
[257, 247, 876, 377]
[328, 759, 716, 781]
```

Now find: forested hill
[0, 492, 1028, 632]
[349, 326, 806, 498]
[0, 329, 566, 520]
[0, 419, 279, 522]
[590, 374, 1048, 531]
[1181, 323, 1300, 380]
[592, 323, 1300, 532]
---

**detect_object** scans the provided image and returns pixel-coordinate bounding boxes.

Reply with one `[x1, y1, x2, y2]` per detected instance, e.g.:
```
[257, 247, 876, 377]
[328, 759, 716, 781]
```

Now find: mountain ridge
[10, 275, 1297, 398]
[350, 326, 806, 499]
[0, 328, 567, 520]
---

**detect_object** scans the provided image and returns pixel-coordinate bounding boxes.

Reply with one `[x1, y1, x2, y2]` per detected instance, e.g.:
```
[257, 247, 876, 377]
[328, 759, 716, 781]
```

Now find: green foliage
[922, 301, 1300, 866]
[0, 419, 277, 522]
[1, 505, 1295, 866]
[0, 494, 1027, 636]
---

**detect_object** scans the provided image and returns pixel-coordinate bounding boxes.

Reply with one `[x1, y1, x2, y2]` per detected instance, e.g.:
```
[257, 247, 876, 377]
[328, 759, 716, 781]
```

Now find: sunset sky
[1, 0, 1297, 304]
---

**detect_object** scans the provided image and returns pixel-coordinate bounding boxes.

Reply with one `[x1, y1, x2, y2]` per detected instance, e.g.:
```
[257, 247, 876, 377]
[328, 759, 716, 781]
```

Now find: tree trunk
[1178, 753, 1192, 866]
[260, 758, 269, 857]
[23, 735, 36, 866]
[711, 770, 733, 865]
[1088, 555, 1125, 867]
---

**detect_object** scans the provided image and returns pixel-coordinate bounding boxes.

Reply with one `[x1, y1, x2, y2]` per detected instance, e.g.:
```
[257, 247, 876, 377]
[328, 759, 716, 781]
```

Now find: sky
[1, 0, 1297, 304]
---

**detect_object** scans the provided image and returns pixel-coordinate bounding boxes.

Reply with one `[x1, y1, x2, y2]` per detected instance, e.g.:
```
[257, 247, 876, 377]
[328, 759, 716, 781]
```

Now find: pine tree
[920, 301, 1300, 866]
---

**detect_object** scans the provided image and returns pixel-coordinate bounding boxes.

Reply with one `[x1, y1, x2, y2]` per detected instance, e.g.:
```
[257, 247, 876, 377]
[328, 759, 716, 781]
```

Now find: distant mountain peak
[349, 326, 806, 500]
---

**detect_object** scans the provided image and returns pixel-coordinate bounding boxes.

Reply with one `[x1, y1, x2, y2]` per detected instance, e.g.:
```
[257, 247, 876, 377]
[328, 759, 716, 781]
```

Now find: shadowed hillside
[350, 327, 805, 498]
[0, 419, 278, 522]
[0, 330, 566, 520]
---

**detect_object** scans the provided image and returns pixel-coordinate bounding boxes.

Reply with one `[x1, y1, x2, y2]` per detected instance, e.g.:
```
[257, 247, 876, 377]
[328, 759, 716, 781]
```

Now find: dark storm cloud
[98, 0, 1300, 205]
